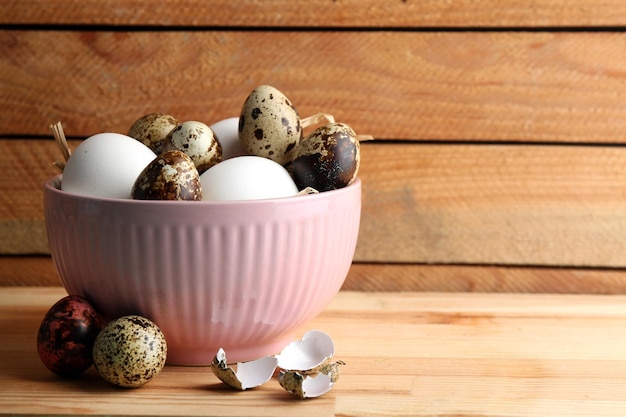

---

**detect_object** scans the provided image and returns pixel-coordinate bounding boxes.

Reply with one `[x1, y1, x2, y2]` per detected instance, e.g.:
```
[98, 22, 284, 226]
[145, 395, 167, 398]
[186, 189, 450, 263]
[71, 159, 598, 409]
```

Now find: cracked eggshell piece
[278, 369, 335, 399]
[276, 330, 335, 372]
[211, 348, 278, 390]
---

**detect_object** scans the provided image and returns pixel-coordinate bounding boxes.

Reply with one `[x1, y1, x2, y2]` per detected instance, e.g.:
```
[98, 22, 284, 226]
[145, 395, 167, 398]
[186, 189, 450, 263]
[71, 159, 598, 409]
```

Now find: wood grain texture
[5, 138, 626, 268]
[358, 142, 626, 266]
[345, 263, 626, 294]
[5, 1, 626, 293]
[3, 0, 626, 27]
[4, 255, 626, 294]
[4, 287, 626, 416]
[4, 30, 626, 143]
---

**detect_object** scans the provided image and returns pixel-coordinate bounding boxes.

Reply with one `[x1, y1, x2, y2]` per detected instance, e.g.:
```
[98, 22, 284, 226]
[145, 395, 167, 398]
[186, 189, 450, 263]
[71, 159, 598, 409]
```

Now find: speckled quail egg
[128, 113, 179, 155]
[163, 121, 222, 174]
[61, 133, 157, 199]
[132, 150, 202, 200]
[92, 315, 167, 388]
[290, 122, 360, 192]
[238, 85, 302, 166]
[36, 295, 103, 377]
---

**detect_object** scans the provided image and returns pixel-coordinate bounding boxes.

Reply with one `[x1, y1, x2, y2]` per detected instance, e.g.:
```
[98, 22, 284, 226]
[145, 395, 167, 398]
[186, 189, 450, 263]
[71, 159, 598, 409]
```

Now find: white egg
[61, 133, 157, 199]
[210, 117, 246, 160]
[200, 156, 298, 201]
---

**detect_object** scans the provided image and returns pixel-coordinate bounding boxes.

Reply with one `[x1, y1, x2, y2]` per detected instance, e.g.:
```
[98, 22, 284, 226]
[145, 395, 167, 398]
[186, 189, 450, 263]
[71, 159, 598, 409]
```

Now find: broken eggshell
[278, 367, 339, 399]
[275, 330, 341, 399]
[211, 330, 340, 398]
[211, 348, 278, 390]
[275, 330, 335, 372]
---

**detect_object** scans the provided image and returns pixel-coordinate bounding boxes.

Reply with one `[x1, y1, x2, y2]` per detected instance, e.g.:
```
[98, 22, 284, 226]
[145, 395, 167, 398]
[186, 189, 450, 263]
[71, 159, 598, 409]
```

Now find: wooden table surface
[2, 287, 626, 416]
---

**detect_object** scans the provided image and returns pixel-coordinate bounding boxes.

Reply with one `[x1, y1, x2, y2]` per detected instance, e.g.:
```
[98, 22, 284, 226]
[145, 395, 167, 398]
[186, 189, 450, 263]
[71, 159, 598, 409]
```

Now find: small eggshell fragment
[278, 369, 335, 399]
[163, 121, 222, 174]
[132, 150, 202, 200]
[276, 330, 335, 372]
[61, 133, 157, 199]
[238, 85, 302, 166]
[200, 155, 298, 201]
[290, 122, 360, 192]
[92, 315, 167, 388]
[210, 117, 246, 160]
[211, 348, 278, 390]
[36, 295, 103, 377]
[128, 113, 179, 155]
[275, 330, 341, 398]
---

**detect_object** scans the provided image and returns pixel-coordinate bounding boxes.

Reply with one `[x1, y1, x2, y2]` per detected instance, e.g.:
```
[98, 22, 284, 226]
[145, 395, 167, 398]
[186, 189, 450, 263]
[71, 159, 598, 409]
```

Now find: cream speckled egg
[128, 113, 179, 155]
[92, 315, 167, 388]
[238, 85, 302, 166]
[163, 121, 222, 174]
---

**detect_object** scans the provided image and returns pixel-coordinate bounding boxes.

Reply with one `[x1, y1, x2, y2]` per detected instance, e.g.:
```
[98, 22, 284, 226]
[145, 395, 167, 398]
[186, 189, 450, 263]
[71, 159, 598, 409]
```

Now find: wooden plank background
[3, 1, 626, 292]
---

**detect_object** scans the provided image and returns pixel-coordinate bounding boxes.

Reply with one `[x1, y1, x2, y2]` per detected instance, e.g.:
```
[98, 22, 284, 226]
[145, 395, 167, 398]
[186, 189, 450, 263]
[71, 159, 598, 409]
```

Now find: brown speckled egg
[290, 122, 360, 192]
[92, 315, 167, 388]
[132, 150, 202, 200]
[238, 85, 302, 166]
[36, 295, 103, 377]
[128, 113, 179, 155]
[163, 121, 222, 174]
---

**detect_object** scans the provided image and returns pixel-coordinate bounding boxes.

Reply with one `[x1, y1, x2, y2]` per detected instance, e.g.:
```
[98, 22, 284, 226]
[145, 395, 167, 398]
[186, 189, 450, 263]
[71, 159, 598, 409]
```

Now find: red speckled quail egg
[92, 315, 167, 388]
[36, 295, 103, 377]
[238, 85, 302, 166]
[163, 120, 222, 174]
[199, 155, 298, 201]
[61, 133, 157, 199]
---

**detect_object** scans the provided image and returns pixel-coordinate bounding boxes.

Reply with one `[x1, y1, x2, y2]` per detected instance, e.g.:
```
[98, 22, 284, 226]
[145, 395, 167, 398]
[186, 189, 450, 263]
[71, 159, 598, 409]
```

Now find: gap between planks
[3, 256, 626, 294]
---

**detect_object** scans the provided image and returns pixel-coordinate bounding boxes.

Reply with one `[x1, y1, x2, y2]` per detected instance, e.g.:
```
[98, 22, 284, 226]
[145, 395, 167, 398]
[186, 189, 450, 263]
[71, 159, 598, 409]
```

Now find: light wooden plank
[4, 288, 626, 416]
[3, 0, 626, 27]
[5, 139, 626, 267]
[4, 31, 626, 142]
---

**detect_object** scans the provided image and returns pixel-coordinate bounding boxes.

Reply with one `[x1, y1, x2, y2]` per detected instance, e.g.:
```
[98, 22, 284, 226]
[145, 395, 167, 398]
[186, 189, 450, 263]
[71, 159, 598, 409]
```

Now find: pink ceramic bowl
[44, 175, 361, 365]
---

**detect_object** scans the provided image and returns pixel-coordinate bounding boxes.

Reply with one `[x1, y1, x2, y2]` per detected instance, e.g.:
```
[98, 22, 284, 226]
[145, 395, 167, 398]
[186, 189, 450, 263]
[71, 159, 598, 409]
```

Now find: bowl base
[165, 333, 296, 366]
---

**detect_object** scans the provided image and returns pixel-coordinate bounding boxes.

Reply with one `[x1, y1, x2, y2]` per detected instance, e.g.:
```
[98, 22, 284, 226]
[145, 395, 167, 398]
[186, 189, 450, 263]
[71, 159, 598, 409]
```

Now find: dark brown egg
[132, 150, 202, 200]
[290, 122, 360, 192]
[36, 295, 103, 377]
